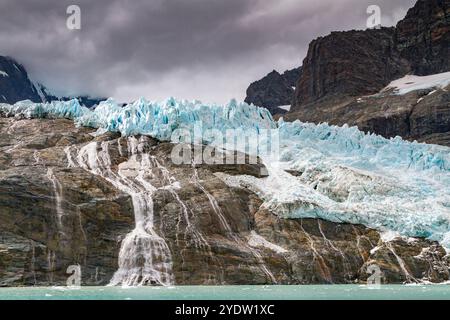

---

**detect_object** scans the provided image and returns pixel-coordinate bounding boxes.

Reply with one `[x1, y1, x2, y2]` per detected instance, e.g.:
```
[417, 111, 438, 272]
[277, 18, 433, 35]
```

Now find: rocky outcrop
[0, 117, 448, 286]
[282, 0, 450, 146]
[0, 56, 43, 104]
[395, 0, 450, 75]
[245, 67, 302, 115]
[286, 84, 450, 146]
[0, 55, 105, 107]
[362, 237, 450, 283]
[72, 96, 106, 109]
[291, 0, 449, 110]
[291, 28, 410, 108]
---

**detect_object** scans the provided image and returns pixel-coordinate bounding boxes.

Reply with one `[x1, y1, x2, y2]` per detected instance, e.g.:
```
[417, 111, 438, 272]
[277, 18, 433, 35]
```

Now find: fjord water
[0, 285, 449, 300]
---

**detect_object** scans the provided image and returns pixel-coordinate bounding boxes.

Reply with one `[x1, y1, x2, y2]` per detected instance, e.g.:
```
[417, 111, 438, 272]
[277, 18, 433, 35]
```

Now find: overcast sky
[0, 0, 416, 104]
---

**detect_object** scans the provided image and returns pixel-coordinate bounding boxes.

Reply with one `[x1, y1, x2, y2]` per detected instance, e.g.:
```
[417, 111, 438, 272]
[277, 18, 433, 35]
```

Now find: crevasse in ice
[1, 98, 450, 248]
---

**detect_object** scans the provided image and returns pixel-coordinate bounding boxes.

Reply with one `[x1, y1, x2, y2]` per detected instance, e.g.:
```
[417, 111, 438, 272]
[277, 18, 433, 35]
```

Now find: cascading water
[317, 220, 352, 279]
[384, 241, 419, 284]
[151, 157, 211, 252]
[66, 138, 174, 286]
[46, 167, 65, 232]
[190, 163, 277, 284]
[298, 222, 333, 283]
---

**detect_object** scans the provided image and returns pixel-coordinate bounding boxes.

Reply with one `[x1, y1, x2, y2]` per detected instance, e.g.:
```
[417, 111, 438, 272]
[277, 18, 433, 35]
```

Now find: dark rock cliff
[291, 28, 410, 108]
[395, 0, 450, 75]
[0, 56, 42, 104]
[0, 55, 105, 108]
[244, 1, 449, 144]
[283, 0, 450, 146]
[291, 0, 449, 111]
[244, 67, 302, 115]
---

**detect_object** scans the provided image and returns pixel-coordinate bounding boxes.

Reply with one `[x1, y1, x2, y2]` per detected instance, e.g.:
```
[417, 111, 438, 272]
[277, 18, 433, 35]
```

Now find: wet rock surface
[0, 118, 448, 286]
[0, 56, 42, 104]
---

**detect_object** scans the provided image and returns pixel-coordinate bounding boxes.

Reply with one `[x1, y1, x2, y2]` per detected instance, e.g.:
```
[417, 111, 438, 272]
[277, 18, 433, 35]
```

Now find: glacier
[1, 97, 450, 249]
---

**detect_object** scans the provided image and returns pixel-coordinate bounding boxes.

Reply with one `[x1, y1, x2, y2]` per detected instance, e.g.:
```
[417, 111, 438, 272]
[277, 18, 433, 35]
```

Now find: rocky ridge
[288, 0, 450, 145]
[292, 0, 449, 109]
[0, 55, 104, 108]
[246, 0, 450, 145]
[244, 67, 302, 115]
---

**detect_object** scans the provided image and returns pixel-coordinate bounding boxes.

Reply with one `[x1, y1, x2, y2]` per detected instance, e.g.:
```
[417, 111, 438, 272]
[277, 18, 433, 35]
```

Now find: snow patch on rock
[383, 72, 450, 95]
[278, 105, 291, 111]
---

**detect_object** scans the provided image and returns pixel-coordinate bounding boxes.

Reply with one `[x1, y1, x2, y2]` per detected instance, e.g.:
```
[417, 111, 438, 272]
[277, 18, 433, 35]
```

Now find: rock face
[286, 84, 450, 146]
[0, 56, 42, 104]
[292, 28, 410, 107]
[283, 0, 450, 146]
[395, 0, 450, 75]
[0, 117, 448, 286]
[243, 0, 449, 145]
[245, 67, 302, 115]
[0, 55, 105, 107]
[291, 0, 449, 110]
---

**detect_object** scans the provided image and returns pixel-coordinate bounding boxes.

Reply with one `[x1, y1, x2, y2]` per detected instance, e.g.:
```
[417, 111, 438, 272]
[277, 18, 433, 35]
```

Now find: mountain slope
[395, 0, 450, 75]
[246, 0, 449, 145]
[0, 55, 105, 108]
[0, 56, 43, 104]
[244, 67, 302, 115]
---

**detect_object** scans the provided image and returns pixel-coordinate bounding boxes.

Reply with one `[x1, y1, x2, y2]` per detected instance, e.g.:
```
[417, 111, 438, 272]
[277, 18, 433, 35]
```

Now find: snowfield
[278, 105, 291, 111]
[1, 97, 450, 249]
[383, 71, 450, 95]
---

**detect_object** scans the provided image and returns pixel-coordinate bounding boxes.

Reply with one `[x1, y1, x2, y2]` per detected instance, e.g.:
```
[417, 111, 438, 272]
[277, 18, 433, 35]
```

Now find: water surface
[0, 285, 449, 300]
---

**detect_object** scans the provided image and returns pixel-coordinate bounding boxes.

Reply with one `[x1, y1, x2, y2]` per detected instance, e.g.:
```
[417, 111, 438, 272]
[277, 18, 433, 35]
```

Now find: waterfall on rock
[66, 138, 174, 286]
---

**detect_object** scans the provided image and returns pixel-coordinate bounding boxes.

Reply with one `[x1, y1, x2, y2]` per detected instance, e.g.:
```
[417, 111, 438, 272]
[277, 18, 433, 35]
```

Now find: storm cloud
[0, 0, 415, 103]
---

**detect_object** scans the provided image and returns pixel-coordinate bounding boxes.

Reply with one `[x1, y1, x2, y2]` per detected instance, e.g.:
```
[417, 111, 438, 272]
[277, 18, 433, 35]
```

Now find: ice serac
[1, 98, 450, 249]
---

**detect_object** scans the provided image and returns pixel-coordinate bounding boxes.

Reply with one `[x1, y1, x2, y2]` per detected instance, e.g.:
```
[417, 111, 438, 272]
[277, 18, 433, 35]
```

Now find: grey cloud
[0, 0, 416, 103]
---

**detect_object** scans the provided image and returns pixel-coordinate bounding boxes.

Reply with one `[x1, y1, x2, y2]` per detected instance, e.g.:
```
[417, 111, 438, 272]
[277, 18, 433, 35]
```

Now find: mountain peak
[0, 55, 105, 108]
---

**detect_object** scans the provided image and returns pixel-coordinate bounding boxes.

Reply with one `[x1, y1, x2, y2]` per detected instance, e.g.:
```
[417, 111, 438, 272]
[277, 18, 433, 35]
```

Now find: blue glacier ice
[1, 98, 450, 248]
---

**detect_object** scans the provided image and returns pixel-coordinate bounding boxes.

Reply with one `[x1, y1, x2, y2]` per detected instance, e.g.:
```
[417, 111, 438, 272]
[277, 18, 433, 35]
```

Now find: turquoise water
[0, 285, 449, 300]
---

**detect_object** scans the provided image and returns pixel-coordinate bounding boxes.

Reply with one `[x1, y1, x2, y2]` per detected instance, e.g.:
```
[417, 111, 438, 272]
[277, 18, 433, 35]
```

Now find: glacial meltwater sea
[0, 285, 449, 300]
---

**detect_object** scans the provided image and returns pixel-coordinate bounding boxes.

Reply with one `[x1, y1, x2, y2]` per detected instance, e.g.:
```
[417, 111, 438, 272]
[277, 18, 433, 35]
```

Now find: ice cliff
[1, 98, 450, 249]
